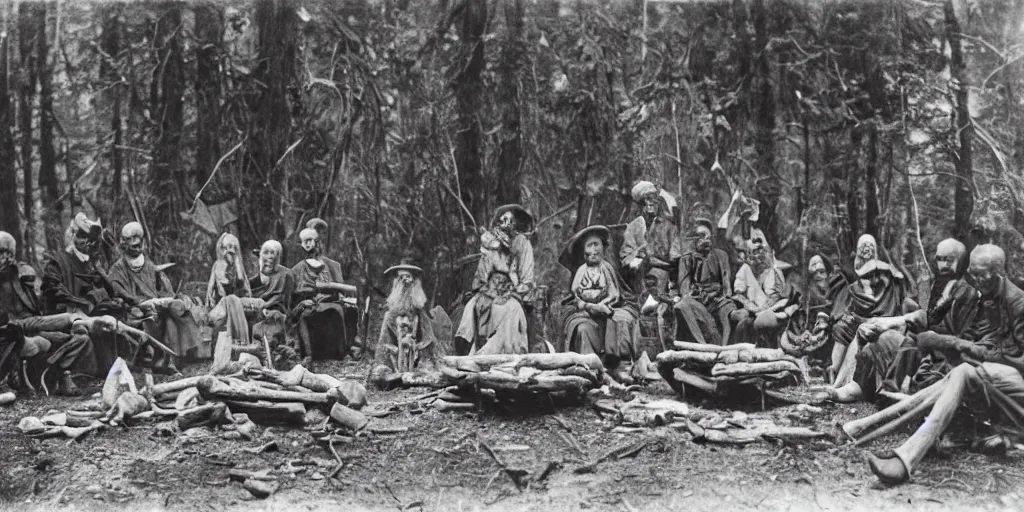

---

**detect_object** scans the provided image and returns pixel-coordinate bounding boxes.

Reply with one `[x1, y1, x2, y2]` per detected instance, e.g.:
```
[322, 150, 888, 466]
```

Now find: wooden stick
[151, 376, 205, 396]
[672, 342, 756, 353]
[442, 353, 604, 371]
[196, 376, 330, 405]
[673, 368, 719, 395]
[655, 350, 719, 366]
[711, 361, 799, 377]
[842, 378, 945, 439]
[853, 391, 939, 447]
[832, 336, 860, 388]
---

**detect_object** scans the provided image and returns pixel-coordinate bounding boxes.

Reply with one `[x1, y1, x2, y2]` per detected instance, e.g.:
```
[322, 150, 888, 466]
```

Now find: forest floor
[1, 360, 1022, 512]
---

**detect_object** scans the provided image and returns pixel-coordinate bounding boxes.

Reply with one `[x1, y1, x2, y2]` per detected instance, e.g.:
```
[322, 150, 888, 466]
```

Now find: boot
[56, 370, 81, 396]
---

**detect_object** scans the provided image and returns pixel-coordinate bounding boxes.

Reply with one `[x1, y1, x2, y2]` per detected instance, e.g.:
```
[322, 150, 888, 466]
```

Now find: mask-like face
[750, 232, 767, 260]
[694, 226, 712, 253]
[300, 229, 320, 256]
[856, 235, 877, 268]
[0, 249, 13, 270]
[74, 229, 98, 255]
[808, 256, 828, 285]
[866, 271, 890, 296]
[396, 270, 414, 286]
[967, 260, 999, 297]
[259, 244, 280, 274]
[934, 240, 964, 277]
[583, 236, 604, 265]
[220, 236, 239, 263]
[642, 197, 660, 221]
[498, 211, 516, 234]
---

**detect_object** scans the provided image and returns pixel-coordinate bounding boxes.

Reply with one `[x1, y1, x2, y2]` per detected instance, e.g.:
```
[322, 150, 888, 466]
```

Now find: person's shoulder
[290, 260, 307, 271]
[276, 264, 292, 274]
[16, 262, 37, 279]
[1002, 278, 1024, 306]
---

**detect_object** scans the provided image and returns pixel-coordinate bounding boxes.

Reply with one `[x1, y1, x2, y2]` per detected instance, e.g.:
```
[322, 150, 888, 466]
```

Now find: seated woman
[455, 205, 534, 355]
[560, 225, 639, 383]
[730, 228, 797, 347]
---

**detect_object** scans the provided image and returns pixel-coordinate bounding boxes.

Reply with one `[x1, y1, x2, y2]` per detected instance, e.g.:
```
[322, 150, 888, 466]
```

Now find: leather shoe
[868, 452, 909, 485]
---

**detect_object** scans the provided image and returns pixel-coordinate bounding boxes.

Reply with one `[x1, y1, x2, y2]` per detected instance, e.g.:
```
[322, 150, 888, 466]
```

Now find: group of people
[2, 178, 1023, 488]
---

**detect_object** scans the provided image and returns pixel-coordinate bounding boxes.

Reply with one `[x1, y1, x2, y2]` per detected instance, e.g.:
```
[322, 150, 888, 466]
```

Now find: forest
[0, 0, 1022, 312]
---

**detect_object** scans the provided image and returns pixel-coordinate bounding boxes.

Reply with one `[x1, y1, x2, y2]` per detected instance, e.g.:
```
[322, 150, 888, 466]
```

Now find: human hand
[629, 258, 643, 270]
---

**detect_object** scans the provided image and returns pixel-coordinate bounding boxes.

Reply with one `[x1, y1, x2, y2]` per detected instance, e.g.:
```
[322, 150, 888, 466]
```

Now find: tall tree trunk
[865, 121, 880, 238]
[494, 0, 524, 207]
[0, 29, 20, 243]
[248, 0, 298, 247]
[100, 4, 123, 221]
[750, 0, 779, 247]
[847, 129, 862, 249]
[452, 0, 487, 223]
[944, 0, 974, 241]
[37, 4, 59, 250]
[152, 2, 186, 225]
[18, 3, 42, 261]
[194, 2, 223, 189]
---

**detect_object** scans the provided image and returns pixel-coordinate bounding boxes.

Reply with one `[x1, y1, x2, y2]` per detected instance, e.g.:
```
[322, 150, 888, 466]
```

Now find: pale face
[396, 270, 414, 285]
[967, 260, 999, 296]
[259, 246, 280, 274]
[122, 237, 144, 259]
[0, 249, 13, 269]
[498, 211, 516, 234]
[300, 235, 318, 253]
[583, 236, 604, 265]
[750, 232, 767, 258]
[642, 197, 660, 219]
[808, 256, 828, 284]
[935, 247, 960, 277]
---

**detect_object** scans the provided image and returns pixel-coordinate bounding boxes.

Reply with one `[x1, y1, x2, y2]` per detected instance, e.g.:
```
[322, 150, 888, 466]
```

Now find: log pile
[656, 342, 806, 397]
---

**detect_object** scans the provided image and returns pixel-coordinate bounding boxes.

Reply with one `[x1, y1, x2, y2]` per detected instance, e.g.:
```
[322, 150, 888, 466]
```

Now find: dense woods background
[0, 0, 1022, 311]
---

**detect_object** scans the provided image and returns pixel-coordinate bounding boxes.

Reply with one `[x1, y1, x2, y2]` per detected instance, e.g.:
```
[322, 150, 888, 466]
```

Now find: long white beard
[386, 278, 427, 315]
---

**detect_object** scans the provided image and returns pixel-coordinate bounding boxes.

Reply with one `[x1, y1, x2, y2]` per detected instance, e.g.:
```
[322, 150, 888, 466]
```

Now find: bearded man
[290, 227, 359, 364]
[250, 240, 293, 315]
[206, 233, 251, 307]
[780, 253, 844, 357]
[866, 244, 1024, 485]
[561, 225, 639, 383]
[455, 204, 535, 355]
[820, 239, 972, 403]
[370, 263, 450, 388]
[107, 222, 204, 363]
[673, 219, 735, 345]
[621, 181, 681, 295]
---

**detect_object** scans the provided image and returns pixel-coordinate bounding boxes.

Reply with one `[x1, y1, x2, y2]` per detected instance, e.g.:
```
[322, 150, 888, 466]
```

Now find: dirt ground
[1, 360, 1022, 512]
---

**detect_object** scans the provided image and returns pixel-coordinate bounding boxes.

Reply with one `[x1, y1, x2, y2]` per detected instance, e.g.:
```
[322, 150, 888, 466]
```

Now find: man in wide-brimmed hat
[672, 218, 736, 345]
[371, 262, 450, 388]
[621, 181, 681, 296]
[455, 204, 535, 355]
[560, 225, 639, 383]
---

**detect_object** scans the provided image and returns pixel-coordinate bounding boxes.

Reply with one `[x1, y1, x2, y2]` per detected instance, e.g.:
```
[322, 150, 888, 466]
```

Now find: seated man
[561, 226, 639, 383]
[780, 253, 846, 357]
[866, 244, 1024, 484]
[290, 227, 359, 364]
[0, 231, 86, 395]
[370, 263, 450, 388]
[206, 232, 251, 308]
[673, 218, 735, 346]
[42, 213, 128, 377]
[621, 181, 681, 295]
[248, 240, 293, 357]
[455, 204, 534, 355]
[107, 222, 204, 364]
[729, 229, 796, 347]
[823, 239, 970, 403]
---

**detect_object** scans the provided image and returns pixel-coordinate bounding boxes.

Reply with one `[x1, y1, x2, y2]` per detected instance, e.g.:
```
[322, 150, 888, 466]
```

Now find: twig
[192, 138, 247, 212]
[328, 438, 344, 480]
[479, 439, 524, 491]
[535, 203, 575, 228]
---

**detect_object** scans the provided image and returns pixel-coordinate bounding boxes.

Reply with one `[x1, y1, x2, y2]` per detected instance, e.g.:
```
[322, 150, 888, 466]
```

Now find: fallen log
[177, 402, 231, 431]
[329, 403, 369, 432]
[196, 376, 330, 405]
[442, 353, 604, 372]
[224, 400, 306, 426]
[432, 400, 475, 412]
[151, 376, 205, 397]
[461, 371, 524, 390]
[673, 342, 756, 353]
[528, 375, 592, 392]
[655, 350, 719, 366]
[715, 348, 789, 365]
[842, 378, 945, 440]
[398, 370, 450, 388]
[710, 361, 799, 377]
[672, 369, 720, 395]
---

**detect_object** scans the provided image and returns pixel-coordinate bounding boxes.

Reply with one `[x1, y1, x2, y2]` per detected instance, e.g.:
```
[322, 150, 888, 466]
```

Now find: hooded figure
[455, 204, 534, 355]
[290, 228, 359, 363]
[620, 181, 682, 295]
[560, 225, 639, 383]
[107, 222, 205, 363]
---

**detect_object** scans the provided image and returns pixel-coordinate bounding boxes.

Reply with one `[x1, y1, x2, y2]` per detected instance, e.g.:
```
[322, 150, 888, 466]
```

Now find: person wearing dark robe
[107, 222, 204, 365]
[820, 239, 971, 403]
[780, 253, 845, 358]
[621, 181, 682, 296]
[291, 227, 359, 364]
[371, 263, 449, 389]
[455, 205, 535, 355]
[561, 226, 640, 383]
[0, 231, 87, 395]
[41, 213, 126, 379]
[249, 240, 293, 315]
[673, 218, 735, 346]
[866, 245, 1024, 485]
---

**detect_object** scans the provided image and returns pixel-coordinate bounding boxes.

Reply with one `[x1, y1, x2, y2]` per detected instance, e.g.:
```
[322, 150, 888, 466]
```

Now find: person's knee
[19, 336, 51, 358]
[753, 311, 778, 330]
[876, 330, 904, 348]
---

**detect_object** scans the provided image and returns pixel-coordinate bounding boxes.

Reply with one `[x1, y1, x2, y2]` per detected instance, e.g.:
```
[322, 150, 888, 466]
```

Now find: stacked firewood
[656, 342, 807, 396]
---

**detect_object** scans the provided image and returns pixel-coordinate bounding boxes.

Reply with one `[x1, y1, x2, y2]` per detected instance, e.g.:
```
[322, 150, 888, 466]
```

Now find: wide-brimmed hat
[490, 204, 534, 230]
[558, 225, 611, 271]
[384, 264, 423, 278]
